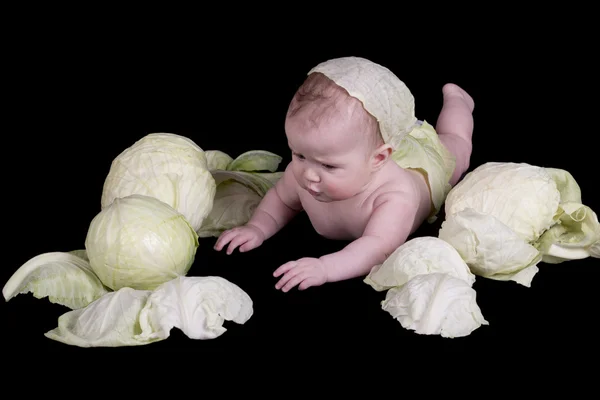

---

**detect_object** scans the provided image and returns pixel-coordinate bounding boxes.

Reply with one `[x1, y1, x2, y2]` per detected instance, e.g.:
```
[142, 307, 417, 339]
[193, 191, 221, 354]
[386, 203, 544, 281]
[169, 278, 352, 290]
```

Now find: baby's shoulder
[378, 162, 421, 192]
[370, 163, 428, 207]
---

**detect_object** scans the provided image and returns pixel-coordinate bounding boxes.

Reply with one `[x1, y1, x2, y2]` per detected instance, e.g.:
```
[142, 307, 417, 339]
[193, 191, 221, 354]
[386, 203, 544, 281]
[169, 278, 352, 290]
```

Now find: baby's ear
[371, 144, 393, 170]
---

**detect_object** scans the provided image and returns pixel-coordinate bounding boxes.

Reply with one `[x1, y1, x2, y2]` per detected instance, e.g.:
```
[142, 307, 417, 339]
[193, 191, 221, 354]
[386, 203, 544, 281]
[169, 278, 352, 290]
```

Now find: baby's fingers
[239, 238, 259, 253]
[214, 229, 236, 251]
[273, 261, 297, 278]
[298, 276, 319, 291]
[226, 233, 251, 255]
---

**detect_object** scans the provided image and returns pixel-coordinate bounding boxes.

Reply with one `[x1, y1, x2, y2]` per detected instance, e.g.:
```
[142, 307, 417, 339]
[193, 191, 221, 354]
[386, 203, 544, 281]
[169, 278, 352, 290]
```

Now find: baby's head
[284, 71, 392, 202]
[286, 72, 385, 150]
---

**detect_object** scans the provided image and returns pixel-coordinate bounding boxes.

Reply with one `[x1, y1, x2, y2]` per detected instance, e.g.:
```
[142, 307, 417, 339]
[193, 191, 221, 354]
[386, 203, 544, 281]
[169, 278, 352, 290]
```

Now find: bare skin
[215, 82, 475, 292]
[437, 83, 476, 185]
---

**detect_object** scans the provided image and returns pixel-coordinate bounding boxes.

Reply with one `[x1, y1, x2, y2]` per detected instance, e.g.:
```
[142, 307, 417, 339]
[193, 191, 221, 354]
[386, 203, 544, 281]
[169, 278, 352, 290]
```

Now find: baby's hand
[273, 257, 328, 292]
[214, 224, 265, 255]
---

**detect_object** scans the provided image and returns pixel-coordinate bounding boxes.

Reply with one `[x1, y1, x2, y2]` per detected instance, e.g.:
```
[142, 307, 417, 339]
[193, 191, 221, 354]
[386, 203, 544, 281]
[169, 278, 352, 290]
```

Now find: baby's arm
[320, 192, 416, 282]
[247, 163, 302, 240]
[214, 163, 302, 253]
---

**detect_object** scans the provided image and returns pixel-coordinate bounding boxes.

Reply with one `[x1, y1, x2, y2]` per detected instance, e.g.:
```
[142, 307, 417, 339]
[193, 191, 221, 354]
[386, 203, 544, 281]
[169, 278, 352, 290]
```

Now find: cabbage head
[101, 133, 216, 233]
[85, 194, 199, 291]
[439, 162, 599, 287]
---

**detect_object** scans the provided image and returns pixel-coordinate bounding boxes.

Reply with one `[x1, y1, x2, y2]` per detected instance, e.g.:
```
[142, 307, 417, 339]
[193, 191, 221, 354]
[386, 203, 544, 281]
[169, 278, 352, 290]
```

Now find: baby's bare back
[296, 162, 432, 241]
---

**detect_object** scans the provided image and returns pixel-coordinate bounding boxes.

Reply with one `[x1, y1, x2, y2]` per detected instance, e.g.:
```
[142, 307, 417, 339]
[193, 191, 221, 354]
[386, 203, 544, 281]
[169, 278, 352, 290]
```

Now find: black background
[1, 9, 598, 370]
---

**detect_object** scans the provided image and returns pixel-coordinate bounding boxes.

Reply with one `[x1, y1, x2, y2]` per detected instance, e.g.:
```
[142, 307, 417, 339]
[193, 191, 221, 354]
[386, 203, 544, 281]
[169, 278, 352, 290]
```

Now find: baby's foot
[442, 83, 475, 112]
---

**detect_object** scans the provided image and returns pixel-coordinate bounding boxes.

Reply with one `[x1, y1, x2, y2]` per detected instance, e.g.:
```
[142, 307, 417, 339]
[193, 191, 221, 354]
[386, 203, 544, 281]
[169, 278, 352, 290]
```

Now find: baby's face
[285, 107, 378, 202]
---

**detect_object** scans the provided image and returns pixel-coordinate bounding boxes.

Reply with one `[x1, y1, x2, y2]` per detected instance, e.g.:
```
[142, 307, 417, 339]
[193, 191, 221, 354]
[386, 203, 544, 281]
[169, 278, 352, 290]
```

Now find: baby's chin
[314, 191, 356, 202]
[308, 191, 334, 202]
[314, 196, 333, 203]
[305, 186, 359, 202]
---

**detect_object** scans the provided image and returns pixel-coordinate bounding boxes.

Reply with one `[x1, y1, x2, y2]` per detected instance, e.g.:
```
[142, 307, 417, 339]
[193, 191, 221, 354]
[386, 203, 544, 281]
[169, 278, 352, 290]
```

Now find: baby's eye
[293, 153, 305, 160]
[322, 164, 336, 170]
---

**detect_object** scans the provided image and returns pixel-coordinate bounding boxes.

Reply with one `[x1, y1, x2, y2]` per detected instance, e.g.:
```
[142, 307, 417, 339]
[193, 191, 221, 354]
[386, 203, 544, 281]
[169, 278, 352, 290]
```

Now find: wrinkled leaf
[439, 208, 541, 287]
[44, 287, 158, 347]
[137, 276, 253, 341]
[364, 236, 475, 292]
[537, 202, 600, 263]
[545, 168, 582, 204]
[197, 181, 263, 238]
[2, 251, 109, 310]
[382, 273, 488, 338]
[43, 276, 254, 347]
[444, 162, 560, 243]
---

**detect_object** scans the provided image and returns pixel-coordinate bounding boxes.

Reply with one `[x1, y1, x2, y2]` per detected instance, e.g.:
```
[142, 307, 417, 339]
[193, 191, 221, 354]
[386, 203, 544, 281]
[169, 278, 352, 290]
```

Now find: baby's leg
[436, 83, 475, 186]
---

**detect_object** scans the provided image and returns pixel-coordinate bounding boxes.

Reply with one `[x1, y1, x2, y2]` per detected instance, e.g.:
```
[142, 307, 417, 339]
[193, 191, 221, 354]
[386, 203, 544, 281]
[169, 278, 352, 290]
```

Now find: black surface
[2, 19, 598, 368]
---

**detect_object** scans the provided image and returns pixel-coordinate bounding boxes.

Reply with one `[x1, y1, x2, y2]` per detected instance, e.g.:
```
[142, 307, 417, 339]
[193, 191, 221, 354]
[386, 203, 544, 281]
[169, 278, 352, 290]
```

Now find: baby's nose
[304, 168, 320, 182]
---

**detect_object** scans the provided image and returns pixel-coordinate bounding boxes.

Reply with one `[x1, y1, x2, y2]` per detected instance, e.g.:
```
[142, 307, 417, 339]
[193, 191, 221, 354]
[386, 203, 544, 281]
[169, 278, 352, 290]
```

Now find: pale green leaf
[205, 150, 234, 171]
[227, 150, 282, 172]
[2, 251, 110, 310]
[44, 287, 160, 347]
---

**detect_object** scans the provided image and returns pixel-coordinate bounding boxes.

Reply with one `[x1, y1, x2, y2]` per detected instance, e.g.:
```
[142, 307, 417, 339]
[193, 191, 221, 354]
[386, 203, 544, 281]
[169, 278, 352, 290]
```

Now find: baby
[214, 56, 475, 292]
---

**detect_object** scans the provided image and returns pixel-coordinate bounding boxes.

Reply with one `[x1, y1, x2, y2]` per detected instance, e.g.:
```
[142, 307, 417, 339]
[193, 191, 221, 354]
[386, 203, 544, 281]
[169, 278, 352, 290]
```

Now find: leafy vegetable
[364, 236, 476, 291]
[443, 162, 561, 242]
[137, 276, 253, 341]
[85, 194, 199, 291]
[101, 133, 216, 233]
[2, 251, 109, 310]
[438, 208, 542, 286]
[44, 287, 156, 347]
[44, 276, 253, 347]
[382, 273, 488, 338]
[364, 237, 487, 338]
[198, 150, 284, 238]
[536, 202, 600, 263]
[390, 121, 456, 221]
[2, 134, 283, 346]
[439, 162, 600, 287]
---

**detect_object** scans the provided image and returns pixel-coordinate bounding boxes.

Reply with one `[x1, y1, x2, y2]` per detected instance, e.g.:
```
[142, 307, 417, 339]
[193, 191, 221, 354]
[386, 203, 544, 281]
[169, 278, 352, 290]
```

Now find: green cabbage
[85, 194, 199, 291]
[101, 133, 216, 233]
[2, 133, 272, 347]
[439, 162, 600, 286]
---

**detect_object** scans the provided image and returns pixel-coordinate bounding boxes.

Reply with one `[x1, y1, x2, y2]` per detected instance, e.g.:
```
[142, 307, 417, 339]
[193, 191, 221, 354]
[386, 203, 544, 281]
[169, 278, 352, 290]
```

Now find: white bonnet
[308, 56, 417, 149]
